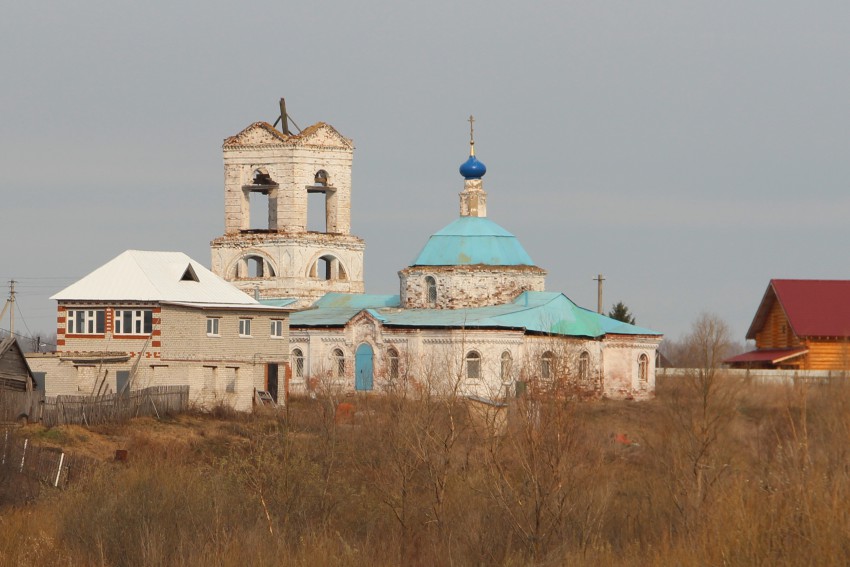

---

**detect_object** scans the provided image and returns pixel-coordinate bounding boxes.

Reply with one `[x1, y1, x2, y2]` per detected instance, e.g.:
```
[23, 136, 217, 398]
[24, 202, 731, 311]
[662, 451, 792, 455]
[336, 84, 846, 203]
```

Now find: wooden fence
[0, 428, 96, 489]
[42, 385, 190, 427]
[0, 389, 44, 423]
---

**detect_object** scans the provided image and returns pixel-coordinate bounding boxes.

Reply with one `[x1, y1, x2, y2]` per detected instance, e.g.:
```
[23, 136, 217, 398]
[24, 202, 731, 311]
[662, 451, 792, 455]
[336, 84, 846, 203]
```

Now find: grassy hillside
[2, 374, 850, 566]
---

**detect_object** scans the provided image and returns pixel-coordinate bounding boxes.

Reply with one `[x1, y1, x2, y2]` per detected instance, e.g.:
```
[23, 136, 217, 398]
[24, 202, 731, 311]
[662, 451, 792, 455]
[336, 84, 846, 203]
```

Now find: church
[211, 111, 662, 401]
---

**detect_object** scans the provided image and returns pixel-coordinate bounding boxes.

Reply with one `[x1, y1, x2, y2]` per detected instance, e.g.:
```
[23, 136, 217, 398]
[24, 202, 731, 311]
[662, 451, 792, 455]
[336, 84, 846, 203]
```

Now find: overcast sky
[1, 1, 848, 345]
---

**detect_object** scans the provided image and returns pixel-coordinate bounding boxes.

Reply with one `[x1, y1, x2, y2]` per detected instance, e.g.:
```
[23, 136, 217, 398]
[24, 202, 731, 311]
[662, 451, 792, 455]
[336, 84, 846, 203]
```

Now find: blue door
[355, 343, 374, 391]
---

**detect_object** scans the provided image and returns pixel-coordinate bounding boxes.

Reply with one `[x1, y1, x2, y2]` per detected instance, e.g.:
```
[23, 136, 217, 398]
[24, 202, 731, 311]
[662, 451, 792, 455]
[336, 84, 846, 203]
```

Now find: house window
[425, 276, 437, 307]
[332, 348, 345, 377]
[500, 351, 512, 382]
[541, 351, 555, 380]
[466, 351, 481, 380]
[638, 354, 649, 388]
[114, 309, 153, 335]
[206, 317, 220, 336]
[388, 348, 400, 379]
[270, 320, 284, 338]
[66, 309, 105, 335]
[292, 348, 304, 378]
[239, 318, 252, 337]
[578, 351, 590, 383]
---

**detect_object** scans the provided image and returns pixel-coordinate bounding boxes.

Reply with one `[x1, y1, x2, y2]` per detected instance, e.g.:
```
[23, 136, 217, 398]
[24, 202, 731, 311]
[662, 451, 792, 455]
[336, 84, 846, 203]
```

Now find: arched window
[292, 348, 304, 378]
[332, 348, 345, 378]
[245, 255, 275, 278]
[314, 169, 329, 186]
[387, 348, 400, 380]
[251, 168, 275, 185]
[638, 353, 649, 387]
[466, 351, 481, 380]
[541, 351, 555, 381]
[425, 276, 437, 307]
[310, 255, 347, 281]
[500, 351, 512, 383]
[578, 351, 590, 383]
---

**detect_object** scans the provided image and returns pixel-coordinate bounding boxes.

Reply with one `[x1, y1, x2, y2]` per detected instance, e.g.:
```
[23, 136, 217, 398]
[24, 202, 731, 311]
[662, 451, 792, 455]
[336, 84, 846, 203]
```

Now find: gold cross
[468, 115, 475, 145]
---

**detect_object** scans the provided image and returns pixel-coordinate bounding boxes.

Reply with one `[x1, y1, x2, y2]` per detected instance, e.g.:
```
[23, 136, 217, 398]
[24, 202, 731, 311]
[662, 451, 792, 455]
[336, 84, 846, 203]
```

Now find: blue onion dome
[459, 154, 487, 179]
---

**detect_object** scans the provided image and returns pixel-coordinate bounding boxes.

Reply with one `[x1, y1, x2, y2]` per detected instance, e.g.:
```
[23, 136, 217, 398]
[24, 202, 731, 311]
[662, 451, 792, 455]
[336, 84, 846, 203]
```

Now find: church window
[238, 318, 252, 337]
[270, 320, 284, 338]
[66, 309, 105, 335]
[425, 276, 437, 307]
[310, 255, 346, 281]
[541, 351, 555, 380]
[638, 354, 649, 388]
[578, 351, 590, 383]
[114, 309, 153, 335]
[314, 169, 329, 186]
[292, 348, 304, 378]
[244, 255, 274, 279]
[466, 351, 481, 380]
[244, 168, 278, 232]
[251, 168, 274, 185]
[387, 348, 400, 379]
[332, 348, 345, 377]
[500, 351, 512, 382]
[206, 317, 220, 337]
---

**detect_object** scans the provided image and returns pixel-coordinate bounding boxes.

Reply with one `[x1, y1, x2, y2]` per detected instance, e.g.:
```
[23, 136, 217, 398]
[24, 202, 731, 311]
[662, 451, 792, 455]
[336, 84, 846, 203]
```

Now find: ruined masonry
[210, 122, 365, 307]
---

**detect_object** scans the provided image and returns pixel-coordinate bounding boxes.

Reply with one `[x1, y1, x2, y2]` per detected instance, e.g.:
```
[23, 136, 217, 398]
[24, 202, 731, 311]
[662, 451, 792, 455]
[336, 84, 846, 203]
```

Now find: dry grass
[1, 375, 850, 565]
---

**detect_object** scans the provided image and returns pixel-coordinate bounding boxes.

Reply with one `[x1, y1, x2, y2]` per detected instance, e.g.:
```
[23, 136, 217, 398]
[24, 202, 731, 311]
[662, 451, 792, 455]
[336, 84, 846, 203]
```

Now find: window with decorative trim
[332, 348, 345, 377]
[425, 276, 437, 307]
[292, 348, 304, 378]
[66, 310, 105, 335]
[388, 348, 400, 380]
[466, 351, 481, 380]
[541, 351, 555, 381]
[238, 318, 252, 337]
[270, 320, 284, 338]
[114, 309, 153, 335]
[206, 317, 220, 336]
[578, 351, 590, 383]
[638, 353, 649, 388]
[500, 351, 512, 383]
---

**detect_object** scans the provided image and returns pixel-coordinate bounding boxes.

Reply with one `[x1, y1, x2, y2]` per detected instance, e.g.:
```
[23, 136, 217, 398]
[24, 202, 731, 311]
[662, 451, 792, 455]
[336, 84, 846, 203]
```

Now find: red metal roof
[725, 347, 808, 364]
[746, 280, 850, 339]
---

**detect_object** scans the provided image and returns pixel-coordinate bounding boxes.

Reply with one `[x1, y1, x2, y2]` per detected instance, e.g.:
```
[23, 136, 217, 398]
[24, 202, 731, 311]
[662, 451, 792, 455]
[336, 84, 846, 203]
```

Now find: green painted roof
[411, 217, 536, 266]
[290, 292, 661, 338]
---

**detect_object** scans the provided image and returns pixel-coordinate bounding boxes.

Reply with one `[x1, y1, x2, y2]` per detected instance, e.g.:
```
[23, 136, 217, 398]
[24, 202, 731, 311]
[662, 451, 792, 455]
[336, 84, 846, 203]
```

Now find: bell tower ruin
[210, 101, 365, 305]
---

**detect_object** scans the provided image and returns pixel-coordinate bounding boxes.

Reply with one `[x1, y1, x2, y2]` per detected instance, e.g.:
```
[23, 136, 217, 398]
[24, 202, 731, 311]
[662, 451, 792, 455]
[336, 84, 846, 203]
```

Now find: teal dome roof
[411, 217, 536, 266]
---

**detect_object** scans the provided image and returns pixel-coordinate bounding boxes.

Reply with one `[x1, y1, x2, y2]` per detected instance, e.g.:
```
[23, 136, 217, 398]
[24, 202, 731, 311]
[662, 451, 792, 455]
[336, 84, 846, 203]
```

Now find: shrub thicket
[2, 375, 850, 566]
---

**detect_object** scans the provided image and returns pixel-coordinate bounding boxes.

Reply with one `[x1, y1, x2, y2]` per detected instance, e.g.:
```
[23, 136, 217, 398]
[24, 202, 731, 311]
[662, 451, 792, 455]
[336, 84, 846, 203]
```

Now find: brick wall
[400, 265, 546, 309]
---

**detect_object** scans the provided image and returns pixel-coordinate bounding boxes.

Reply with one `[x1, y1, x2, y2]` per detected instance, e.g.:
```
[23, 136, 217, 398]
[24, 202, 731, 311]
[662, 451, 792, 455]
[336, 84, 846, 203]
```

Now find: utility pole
[0, 280, 16, 335]
[593, 274, 605, 315]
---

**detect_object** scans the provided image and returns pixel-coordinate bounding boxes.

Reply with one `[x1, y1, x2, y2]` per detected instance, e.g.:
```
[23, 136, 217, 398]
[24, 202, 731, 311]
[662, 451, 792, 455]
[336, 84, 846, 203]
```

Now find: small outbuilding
[0, 336, 38, 421]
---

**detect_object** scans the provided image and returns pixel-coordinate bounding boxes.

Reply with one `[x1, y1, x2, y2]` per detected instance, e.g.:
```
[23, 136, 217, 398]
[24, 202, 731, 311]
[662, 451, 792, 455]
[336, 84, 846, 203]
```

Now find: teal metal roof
[290, 294, 401, 327]
[290, 291, 661, 338]
[411, 217, 536, 266]
[259, 298, 300, 308]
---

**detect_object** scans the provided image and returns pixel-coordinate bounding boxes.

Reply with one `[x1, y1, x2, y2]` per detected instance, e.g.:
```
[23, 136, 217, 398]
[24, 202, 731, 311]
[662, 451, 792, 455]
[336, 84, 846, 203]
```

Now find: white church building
[211, 113, 662, 401]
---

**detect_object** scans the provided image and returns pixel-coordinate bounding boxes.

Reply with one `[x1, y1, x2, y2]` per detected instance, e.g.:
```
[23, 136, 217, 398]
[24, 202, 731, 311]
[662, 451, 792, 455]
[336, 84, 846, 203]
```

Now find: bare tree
[654, 313, 740, 531]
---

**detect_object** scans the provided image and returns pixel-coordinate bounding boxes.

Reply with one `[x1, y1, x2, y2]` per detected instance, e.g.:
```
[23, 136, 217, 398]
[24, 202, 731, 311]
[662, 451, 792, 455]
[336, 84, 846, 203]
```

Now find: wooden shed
[726, 280, 850, 370]
[0, 336, 38, 421]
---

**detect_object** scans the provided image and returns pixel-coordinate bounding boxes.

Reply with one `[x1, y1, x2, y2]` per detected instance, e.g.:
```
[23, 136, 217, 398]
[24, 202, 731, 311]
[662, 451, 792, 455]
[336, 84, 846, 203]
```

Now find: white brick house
[28, 251, 295, 410]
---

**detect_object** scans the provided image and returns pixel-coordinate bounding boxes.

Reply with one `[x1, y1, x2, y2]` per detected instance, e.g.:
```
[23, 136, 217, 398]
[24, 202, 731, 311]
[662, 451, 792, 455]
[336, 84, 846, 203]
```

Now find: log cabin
[726, 280, 850, 370]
